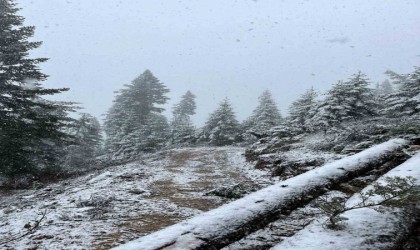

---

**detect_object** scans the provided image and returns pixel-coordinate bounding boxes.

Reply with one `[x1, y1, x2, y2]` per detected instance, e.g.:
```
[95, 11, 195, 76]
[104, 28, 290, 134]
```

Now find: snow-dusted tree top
[173, 90, 196, 116]
[204, 98, 240, 146]
[309, 72, 377, 130]
[243, 90, 282, 134]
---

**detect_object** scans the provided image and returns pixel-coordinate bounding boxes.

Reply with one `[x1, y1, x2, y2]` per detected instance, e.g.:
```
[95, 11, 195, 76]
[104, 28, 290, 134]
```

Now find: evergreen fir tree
[288, 87, 318, 132]
[103, 93, 130, 154]
[63, 113, 102, 169]
[205, 98, 239, 146]
[342, 72, 377, 119]
[173, 90, 196, 116]
[104, 70, 170, 159]
[309, 81, 349, 130]
[73, 113, 102, 156]
[138, 112, 170, 151]
[243, 90, 282, 135]
[384, 69, 408, 86]
[171, 91, 196, 144]
[309, 72, 377, 131]
[0, 0, 74, 178]
[385, 67, 420, 117]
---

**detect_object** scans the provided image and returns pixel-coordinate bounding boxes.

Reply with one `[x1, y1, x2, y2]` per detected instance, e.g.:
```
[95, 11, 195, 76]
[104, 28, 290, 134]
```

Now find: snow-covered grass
[0, 146, 263, 249]
[113, 139, 407, 250]
[272, 152, 420, 250]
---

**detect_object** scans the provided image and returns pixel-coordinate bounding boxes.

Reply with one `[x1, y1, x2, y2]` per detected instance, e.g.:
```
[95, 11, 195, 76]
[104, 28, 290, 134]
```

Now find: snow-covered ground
[113, 139, 407, 250]
[272, 152, 420, 250]
[1, 140, 413, 250]
[0, 147, 268, 249]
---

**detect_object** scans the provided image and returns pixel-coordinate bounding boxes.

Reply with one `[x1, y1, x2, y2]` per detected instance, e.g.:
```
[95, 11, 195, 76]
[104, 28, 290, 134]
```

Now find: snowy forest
[1, 0, 420, 249]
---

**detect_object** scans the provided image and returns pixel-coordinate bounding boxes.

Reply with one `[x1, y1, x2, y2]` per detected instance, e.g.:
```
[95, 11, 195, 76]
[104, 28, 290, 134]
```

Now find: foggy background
[18, 0, 420, 126]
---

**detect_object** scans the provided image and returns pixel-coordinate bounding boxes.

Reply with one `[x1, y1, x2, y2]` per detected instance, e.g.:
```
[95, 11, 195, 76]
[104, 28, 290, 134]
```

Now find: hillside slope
[0, 147, 267, 249]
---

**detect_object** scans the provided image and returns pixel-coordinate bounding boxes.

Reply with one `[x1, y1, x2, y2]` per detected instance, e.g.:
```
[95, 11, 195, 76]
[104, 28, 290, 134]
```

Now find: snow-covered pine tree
[137, 112, 170, 151]
[309, 81, 350, 131]
[173, 90, 196, 116]
[309, 73, 377, 131]
[103, 94, 128, 154]
[205, 98, 240, 146]
[384, 67, 420, 117]
[63, 113, 102, 170]
[243, 90, 282, 135]
[288, 87, 318, 132]
[104, 70, 170, 160]
[342, 71, 377, 120]
[0, 0, 75, 178]
[171, 91, 196, 144]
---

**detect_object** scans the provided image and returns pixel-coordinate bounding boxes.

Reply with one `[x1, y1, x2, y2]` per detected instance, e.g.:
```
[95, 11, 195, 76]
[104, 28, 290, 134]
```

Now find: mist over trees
[2, 1, 420, 249]
[1, 0, 420, 186]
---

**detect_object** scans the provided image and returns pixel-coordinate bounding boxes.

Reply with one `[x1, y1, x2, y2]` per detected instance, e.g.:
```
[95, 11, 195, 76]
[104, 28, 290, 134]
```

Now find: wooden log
[113, 139, 408, 250]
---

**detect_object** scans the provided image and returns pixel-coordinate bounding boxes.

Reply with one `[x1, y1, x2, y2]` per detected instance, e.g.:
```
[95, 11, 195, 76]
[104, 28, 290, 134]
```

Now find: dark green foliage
[0, 0, 74, 178]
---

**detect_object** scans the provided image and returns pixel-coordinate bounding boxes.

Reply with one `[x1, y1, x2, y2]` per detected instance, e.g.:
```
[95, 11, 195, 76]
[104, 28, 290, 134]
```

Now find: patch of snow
[272, 152, 420, 250]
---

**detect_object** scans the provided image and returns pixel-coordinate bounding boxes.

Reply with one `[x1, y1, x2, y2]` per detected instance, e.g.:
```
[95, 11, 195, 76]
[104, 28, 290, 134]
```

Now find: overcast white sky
[18, 0, 420, 126]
